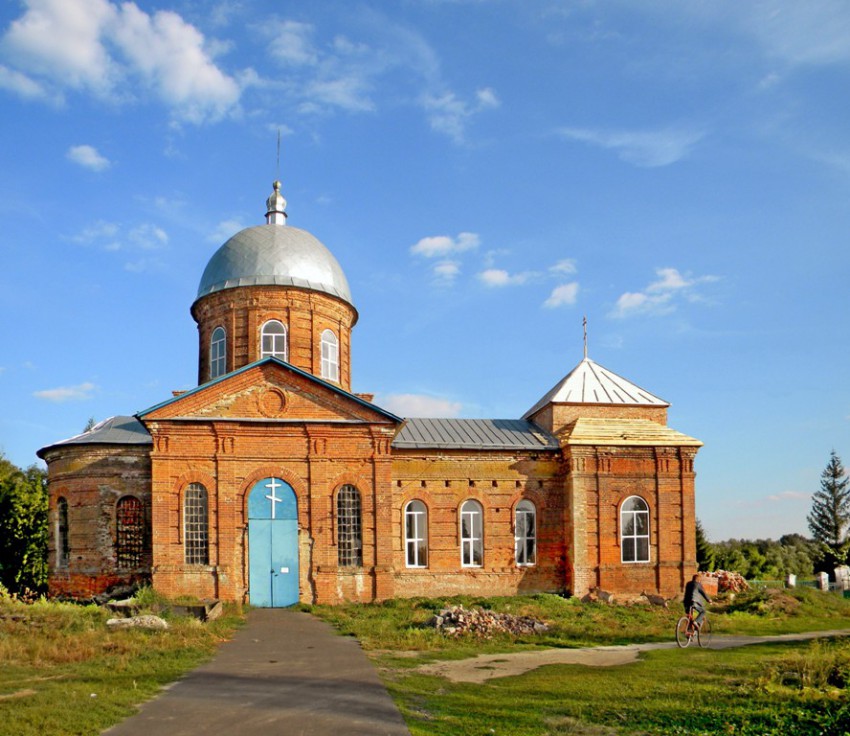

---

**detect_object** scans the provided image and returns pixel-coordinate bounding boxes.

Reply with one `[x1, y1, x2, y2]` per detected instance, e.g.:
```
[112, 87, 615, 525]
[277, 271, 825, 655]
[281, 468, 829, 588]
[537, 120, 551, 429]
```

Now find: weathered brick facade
[39, 182, 702, 605]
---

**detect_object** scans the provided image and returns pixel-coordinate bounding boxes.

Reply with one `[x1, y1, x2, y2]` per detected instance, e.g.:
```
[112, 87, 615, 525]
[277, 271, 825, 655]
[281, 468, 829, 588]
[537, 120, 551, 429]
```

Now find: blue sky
[1, 0, 849, 542]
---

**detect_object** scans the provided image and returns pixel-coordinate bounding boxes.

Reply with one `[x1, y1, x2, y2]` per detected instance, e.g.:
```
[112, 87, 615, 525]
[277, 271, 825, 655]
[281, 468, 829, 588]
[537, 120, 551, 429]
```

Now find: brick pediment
[138, 358, 398, 425]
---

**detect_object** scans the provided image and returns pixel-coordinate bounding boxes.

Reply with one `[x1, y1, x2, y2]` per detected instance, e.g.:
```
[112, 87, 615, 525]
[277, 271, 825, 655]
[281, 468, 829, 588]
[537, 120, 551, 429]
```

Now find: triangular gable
[137, 357, 400, 425]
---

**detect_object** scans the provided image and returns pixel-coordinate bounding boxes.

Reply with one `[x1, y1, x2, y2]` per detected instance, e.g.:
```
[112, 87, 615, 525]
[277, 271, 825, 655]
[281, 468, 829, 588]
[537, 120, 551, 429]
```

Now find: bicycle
[675, 606, 712, 648]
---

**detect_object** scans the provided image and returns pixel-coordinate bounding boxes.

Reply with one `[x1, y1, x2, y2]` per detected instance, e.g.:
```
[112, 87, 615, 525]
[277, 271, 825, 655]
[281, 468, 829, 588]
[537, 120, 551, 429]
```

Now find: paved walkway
[103, 609, 410, 736]
[417, 628, 850, 683]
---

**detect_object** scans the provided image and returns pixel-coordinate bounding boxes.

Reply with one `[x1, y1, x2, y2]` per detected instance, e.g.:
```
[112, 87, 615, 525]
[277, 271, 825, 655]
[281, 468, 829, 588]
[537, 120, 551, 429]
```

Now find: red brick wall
[565, 445, 697, 598]
[42, 445, 152, 598]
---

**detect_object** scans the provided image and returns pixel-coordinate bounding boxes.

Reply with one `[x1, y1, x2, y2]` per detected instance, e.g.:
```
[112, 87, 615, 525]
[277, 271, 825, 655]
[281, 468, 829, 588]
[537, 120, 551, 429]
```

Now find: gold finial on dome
[265, 180, 287, 225]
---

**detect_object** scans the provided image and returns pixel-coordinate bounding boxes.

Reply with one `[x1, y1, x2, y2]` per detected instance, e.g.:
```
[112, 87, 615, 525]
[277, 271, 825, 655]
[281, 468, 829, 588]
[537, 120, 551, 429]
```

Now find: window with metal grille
[184, 483, 209, 565]
[116, 496, 145, 570]
[404, 500, 428, 568]
[337, 484, 362, 567]
[56, 497, 69, 569]
[261, 320, 288, 360]
[210, 326, 226, 380]
[515, 500, 536, 566]
[460, 499, 483, 567]
[320, 329, 339, 382]
[621, 496, 650, 563]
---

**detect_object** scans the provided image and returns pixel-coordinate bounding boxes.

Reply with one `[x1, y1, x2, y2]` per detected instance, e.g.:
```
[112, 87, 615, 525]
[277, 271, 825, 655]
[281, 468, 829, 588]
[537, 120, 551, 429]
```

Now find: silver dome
[196, 224, 353, 306]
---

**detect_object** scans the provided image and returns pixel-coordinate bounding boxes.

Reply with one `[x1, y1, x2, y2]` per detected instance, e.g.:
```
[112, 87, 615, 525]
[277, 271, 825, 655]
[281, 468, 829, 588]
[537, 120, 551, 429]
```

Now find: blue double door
[248, 477, 299, 607]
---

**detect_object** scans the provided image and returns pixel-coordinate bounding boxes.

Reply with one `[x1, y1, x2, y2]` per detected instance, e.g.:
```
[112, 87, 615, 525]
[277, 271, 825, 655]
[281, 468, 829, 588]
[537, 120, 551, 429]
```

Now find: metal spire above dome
[265, 180, 287, 225]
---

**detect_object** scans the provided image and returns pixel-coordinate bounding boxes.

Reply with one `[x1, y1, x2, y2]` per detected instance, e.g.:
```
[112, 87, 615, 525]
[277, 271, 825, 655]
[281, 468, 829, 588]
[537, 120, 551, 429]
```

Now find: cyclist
[683, 574, 712, 629]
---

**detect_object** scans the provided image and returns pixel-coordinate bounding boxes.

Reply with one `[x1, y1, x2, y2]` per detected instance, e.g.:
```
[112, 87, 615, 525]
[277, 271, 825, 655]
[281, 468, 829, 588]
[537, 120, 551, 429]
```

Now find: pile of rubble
[427, 605, 549, 638]
[701, 569, 749, 593]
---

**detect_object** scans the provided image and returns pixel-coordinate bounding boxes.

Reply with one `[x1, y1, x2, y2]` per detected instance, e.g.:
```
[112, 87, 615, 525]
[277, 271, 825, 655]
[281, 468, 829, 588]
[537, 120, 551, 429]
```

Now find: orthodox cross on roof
[583, 315, 588, 360]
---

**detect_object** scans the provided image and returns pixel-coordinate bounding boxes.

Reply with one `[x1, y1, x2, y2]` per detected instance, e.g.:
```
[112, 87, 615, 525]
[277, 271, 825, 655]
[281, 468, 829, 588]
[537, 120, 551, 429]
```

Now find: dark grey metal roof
[37, 416, 152, 457]
[392, 418, 559, 451]
[196, 223, 353, 307]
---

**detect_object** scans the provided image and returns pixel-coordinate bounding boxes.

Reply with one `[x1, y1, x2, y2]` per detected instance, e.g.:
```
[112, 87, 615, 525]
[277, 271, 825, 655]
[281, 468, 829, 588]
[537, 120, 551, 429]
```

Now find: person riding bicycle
[683, 574, 711, 628]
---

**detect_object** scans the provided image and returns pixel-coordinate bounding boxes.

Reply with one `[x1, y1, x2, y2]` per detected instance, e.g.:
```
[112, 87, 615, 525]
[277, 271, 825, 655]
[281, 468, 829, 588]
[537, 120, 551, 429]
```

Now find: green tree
[695, 519, 716, 571]
[0, 455, 48, 594]
[807, 450, 850, 573]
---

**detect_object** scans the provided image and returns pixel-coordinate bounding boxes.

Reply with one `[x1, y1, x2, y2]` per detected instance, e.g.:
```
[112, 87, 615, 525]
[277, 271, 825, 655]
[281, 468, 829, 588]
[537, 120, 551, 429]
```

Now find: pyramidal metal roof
[522, 358, 668, 419]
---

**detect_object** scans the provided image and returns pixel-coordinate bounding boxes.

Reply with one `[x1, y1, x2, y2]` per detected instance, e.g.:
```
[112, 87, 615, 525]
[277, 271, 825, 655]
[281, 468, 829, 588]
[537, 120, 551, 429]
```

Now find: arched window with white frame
[261, 320, 288, 361]
[515, 499, 536, 566]
[320, 329, 339, 381]
[210, 327, 226, 380]
[404, 500, 428, 568]
[460, 499, 483, 567]
[621, 496, 650, 563]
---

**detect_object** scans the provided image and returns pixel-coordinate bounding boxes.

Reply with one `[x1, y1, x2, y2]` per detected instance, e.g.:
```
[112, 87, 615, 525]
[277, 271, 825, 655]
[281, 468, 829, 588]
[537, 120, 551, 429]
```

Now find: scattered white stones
[106, 614, 169, 631]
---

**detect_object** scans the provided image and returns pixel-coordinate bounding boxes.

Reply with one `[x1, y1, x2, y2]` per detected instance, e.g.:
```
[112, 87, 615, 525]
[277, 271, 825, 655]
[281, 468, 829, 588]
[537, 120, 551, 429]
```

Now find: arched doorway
[248, 477, 299, 607]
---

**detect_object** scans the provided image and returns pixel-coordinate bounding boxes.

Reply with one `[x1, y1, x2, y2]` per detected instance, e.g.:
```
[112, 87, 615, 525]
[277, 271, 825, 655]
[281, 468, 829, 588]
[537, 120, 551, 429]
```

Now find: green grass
[3, 587, 850, 735]
[0, 592, 244, 736]
[307, 588, 850, 735]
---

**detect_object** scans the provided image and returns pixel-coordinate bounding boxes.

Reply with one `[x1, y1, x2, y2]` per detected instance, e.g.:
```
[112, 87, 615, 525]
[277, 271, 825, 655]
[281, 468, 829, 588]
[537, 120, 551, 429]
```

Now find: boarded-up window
[337, 485, 362, 567]
[185, 483, 209, 565]
[56, 497, 69, 569]
[116, 496, 145, 570]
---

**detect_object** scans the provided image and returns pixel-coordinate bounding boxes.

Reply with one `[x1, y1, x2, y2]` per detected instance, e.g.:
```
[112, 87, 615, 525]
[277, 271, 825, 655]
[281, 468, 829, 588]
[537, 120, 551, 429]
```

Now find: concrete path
[103, 609, 410, 736]
[417, 628, 850, 683]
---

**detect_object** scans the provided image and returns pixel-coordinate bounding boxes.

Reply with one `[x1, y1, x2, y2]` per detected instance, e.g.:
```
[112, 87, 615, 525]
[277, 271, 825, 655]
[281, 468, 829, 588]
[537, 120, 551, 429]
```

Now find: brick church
[38, 181, 702, 606]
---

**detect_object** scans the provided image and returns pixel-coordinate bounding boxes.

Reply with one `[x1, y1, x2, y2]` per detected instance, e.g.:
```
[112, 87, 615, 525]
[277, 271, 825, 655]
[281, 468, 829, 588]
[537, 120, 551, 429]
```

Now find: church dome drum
[191, 181, 357, 388]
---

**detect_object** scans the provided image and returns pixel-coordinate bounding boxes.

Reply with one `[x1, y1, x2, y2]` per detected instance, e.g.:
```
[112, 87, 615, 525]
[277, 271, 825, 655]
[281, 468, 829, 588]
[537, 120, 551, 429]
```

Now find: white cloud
[34, 381, 96, 402]
[111, 4, 241, 123]
[544, 282, 580, 308]
[410, 232, 480, 257]
[550, 259, 577, 275]
[557, 126, 705, 167]
[477, 268, 534, 287]
[128, 223, 168, 250]
[2, 0, 118, 93]
[266, 20, 318, 66]
[208, 218, 246, 243]
[0, 63, 52, 100]
[1, 0, 241, 122]
[421, 86, 500, 144]
[70, 220, 167, 252]
[432, 260, 461, 283]
[67, 144, 110, 171]
[378, 393, 462, 418]
[611, 267, 719, 318]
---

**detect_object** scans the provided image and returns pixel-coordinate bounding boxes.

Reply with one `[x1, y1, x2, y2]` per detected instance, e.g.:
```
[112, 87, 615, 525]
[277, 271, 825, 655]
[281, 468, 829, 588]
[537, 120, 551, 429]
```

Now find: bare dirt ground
[416, 629, 850, 683]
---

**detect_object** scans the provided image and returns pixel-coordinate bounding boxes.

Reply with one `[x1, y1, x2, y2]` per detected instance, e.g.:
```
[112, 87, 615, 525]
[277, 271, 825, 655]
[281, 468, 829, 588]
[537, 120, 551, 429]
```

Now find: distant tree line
[0, 452, 48, 595]
[697, 451, 850, 581]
